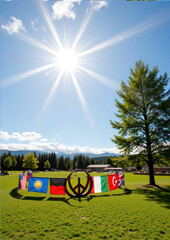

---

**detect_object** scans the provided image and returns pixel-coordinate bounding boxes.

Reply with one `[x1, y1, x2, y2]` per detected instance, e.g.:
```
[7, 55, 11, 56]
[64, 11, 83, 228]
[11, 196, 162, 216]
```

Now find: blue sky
[0, 0, 170, 154]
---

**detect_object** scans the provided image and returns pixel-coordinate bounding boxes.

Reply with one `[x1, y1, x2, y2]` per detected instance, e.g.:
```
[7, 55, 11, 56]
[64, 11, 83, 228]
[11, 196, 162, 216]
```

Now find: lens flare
[56, 49, 78, 72]
[2, 1, 168, 125]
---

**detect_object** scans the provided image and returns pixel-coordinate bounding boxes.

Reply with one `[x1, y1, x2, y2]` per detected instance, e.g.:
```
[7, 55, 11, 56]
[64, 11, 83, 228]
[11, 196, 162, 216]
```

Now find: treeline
[0, 151, 113, 171]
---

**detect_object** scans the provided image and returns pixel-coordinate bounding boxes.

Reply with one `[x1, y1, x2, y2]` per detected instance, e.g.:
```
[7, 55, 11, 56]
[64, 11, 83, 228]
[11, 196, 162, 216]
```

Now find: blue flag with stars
[28, 177, 49, 194]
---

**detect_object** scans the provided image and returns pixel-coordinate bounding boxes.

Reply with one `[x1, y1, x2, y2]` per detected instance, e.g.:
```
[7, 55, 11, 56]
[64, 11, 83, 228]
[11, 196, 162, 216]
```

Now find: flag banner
[19, 175, 27, 190]
[28, 177, 49, 194]
[118, 172, 125, 187]
[108, 174, 118, 191]
[50, 178, 66, 195]
[91, 176, 108, 193]
[27, 171, 33, 180]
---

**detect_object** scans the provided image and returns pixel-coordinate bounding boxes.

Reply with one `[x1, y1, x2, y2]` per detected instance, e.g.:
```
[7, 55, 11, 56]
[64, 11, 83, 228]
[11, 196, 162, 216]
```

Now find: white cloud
[0, 130, 120, 154]
[0, 130, 42, 142]
[91, 0, 108, 11]
[54, 134, 62, 141]
[12, 132, 42, 141]
[0, 131, 11, 140]
[31, 19, 38, 31]
[0, 141, 120, 155]
[40, 138, 48, 142]
[31, 17, 47, 32]
[1, 16, 26, 34]
[52, 0, 81, 20]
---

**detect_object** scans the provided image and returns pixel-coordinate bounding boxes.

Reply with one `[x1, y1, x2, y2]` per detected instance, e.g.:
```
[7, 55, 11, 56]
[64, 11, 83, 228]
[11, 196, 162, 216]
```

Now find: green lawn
[1, 172, 170, 240]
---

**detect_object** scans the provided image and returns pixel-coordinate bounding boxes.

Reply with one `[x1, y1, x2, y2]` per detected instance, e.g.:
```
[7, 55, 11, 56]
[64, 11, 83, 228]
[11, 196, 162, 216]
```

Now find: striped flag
[91, 176, 108, 193]
[18, 175, 27, 190]
[50, 178, 66, 195]
[118, 172, 125, 187]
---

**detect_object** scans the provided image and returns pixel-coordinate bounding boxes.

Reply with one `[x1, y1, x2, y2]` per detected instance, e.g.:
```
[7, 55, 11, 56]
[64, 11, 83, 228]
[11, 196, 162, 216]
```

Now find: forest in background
[0, 151, 115, 171]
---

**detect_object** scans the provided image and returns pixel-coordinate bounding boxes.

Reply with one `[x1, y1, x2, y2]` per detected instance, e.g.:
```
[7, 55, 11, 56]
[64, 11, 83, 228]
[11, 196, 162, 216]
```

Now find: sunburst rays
[39, 1, 63, 50]
[70, 71, 93, 124]
[78, 10, 170, 58]
[0, 62, 56, 88]
[39, 70, 64, 118]
[72, 4, 95, 50]
[1, 2, 169, 124]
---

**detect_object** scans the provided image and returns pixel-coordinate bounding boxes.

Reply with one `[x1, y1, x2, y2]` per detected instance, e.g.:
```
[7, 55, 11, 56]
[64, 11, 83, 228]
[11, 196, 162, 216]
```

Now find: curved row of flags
[18, 172, 125, 196]
[91, 172, 125, 193]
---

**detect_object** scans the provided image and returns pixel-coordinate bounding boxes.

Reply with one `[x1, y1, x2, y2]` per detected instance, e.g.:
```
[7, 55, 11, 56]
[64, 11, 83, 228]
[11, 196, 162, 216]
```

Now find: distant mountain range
[0, 149, 120, 160]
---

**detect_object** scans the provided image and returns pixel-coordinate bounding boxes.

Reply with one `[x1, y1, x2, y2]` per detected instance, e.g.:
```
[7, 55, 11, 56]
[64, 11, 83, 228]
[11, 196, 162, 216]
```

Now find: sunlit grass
[1, 172, 170, 239]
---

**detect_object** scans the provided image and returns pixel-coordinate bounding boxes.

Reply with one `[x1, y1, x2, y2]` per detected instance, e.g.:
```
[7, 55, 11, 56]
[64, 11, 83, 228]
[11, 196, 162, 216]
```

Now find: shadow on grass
[88, 188, 132, 198]
[134, 185, 170, 209]
[9, 188, 23, 199]
[48, 197, 66, 201]
[9, 187, 132, 205]
[112, 187, 133, 196]
[22, 196, 46, 201]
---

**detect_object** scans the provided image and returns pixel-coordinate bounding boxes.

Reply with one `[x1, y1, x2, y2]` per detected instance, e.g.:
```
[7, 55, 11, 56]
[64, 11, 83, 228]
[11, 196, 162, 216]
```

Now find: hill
[0, 149, 120, 159]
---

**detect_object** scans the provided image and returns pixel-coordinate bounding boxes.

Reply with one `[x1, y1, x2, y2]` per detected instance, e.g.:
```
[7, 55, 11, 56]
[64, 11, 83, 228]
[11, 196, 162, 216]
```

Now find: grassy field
[1, 171, 170, 240]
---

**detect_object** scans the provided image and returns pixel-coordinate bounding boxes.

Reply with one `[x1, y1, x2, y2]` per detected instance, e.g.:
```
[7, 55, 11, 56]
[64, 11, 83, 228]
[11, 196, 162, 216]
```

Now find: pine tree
[58, 155, 65, 170]
[110, 60, 170, 185]
[77, 154, 84, 169]
[65, 158, 71, 170]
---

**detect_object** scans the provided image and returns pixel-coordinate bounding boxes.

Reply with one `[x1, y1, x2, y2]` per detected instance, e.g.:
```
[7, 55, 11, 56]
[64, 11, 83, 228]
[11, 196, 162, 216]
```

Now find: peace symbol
[65, 169, 93, 198]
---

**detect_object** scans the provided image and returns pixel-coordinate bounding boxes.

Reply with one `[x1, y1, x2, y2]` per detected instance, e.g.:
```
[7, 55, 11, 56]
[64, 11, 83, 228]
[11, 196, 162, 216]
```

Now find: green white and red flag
[90, 176, 108, 193]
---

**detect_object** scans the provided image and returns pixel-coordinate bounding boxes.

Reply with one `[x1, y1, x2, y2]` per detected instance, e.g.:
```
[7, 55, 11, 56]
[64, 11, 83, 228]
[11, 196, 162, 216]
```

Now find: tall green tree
[110, 60, 170, 185]
[77, 154, 84, 169]
[4, 156, 12, 170]
[11, 157, 17, 170]
[44, 160, 51, 170]
[84, 156, 90, 168]
[22, 153, 39, 170]
[65, 157, 71, 170]
[58, 155, 65, 170]
[72, 156, 78, 170]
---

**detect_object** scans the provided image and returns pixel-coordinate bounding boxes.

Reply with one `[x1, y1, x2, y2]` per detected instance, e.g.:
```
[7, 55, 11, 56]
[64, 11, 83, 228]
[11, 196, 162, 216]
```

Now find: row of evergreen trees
[0, 151, 111, 171]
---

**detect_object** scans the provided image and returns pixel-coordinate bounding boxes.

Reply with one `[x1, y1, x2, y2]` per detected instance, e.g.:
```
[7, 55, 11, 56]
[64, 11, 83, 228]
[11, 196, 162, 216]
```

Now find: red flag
[108, 174, 118, 191]
[27, 171, 33, 180]
[50, 178, 66, 195]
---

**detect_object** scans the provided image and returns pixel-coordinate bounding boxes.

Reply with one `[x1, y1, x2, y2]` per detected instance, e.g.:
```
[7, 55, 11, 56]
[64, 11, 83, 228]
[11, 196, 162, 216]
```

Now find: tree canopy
[1, 152, 94, 171]
[44, 160, 51, 170]
[22, 153, 39, 170]
[3, 157, 12, 170]
[11, 158, 17, 169]
[110, 60, 170, 185]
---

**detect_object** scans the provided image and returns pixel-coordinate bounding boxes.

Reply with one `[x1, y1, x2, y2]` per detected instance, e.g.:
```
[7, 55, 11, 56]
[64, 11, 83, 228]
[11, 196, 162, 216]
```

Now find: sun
[2, 1, 120, 124]
[55, 48, 78, 72]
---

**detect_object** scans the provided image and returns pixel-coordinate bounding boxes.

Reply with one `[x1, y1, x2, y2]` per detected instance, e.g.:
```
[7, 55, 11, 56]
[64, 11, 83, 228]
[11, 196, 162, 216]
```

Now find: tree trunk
[145, 123, 156, 185]
[148, 162, 156, 185]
